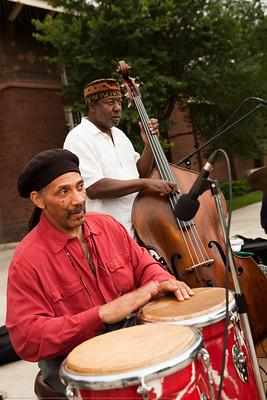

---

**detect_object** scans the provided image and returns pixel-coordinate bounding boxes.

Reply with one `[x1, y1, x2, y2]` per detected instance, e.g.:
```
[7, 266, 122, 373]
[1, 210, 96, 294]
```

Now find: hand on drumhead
[158, 279, 194, 301]
[99, 281, 161, 324]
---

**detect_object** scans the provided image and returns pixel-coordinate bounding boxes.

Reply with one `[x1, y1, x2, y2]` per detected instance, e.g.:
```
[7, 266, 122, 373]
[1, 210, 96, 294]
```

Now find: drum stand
[211, 180, 266, 400]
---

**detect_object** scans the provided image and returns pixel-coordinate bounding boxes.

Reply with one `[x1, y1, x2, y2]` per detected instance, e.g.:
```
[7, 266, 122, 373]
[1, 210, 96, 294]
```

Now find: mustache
[66, 204, 86, 218]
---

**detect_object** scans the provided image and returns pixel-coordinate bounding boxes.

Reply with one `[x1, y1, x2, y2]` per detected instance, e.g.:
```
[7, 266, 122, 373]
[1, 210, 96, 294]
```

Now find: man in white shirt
[64, 78, 177, 237]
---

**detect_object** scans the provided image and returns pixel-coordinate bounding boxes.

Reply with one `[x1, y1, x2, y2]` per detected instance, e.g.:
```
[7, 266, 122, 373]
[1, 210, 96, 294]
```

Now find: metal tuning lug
[199, 348, 215, 400]
[137, 376, 152, 400]
[232, 345, 248, 383]
[230, 312, 249, 383]
[65, 382, 80, 400]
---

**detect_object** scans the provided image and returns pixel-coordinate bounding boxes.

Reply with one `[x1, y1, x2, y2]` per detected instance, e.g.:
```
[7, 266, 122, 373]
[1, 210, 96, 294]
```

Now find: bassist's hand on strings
[139, 118, 159, 143]
[138, 117, 177, 196]
[140, 178, 177, 196]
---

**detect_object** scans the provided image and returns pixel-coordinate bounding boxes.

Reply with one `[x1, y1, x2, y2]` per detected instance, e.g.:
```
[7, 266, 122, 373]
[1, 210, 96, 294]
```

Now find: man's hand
[141, 178, 177, 196]
[158, 279, 194, 302]
[99, 281, 160, 325]
[139, 118, 159, 144]
[99, 279, 194, 325]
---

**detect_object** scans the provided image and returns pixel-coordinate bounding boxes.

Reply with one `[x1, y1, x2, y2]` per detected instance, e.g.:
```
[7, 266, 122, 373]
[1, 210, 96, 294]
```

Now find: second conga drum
[138, 287, 259, 400]
[60, 324, 212, 399]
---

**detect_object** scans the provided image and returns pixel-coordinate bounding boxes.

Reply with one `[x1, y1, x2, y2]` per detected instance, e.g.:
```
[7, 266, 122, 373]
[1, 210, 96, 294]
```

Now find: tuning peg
[134, 76, 143, 87]
[123, 92, 133, 108]
[120, 84, 127, 95]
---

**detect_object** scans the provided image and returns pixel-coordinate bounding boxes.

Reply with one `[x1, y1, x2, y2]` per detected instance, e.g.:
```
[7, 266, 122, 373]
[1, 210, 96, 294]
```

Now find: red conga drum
[138, 287, 259, 400]
[60, 324, 212, 399]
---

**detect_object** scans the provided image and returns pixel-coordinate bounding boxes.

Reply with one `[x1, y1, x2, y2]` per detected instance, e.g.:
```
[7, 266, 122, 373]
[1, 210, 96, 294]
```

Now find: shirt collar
[37, 212, 102, 254]
[83, 215, 102, 240]
[81, 117, 118, 137]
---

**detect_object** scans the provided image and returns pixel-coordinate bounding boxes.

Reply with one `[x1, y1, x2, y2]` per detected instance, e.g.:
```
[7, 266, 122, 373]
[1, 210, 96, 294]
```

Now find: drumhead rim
[60, 329, 203, 391]
[139, 292, 236, 328]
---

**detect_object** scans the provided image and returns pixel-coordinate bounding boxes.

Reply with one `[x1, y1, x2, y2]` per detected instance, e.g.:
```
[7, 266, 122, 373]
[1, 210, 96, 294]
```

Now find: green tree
[33, 0, 267, 157]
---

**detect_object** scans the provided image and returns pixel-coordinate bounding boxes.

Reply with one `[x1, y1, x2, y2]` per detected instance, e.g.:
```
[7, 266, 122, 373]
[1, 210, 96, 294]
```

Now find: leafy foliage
[220, 179, 252, 200]
[33, 0, 267, 158]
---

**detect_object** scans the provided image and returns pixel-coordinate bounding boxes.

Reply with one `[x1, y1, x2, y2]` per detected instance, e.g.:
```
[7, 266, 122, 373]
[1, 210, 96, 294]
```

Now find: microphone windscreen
[174, 194, 200, 221]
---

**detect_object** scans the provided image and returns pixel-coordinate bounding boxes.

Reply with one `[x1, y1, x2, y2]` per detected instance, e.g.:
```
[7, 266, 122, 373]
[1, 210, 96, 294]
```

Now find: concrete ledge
[0, 242, 18, 251]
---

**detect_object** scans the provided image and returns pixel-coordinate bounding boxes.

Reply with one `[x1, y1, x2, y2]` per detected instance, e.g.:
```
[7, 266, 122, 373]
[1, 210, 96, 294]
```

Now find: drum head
[139, 287, 235, 327]
[247, 166, 267, 190]
[66, 324, 197, 374]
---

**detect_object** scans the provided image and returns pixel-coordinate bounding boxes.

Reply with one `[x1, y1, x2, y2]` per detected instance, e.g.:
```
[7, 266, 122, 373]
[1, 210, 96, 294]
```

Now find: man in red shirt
[6, 149, 193, 396]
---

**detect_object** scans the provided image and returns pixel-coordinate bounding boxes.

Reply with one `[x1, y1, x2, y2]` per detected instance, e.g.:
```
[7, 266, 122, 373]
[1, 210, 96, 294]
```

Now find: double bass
[118, 60, 267, 345]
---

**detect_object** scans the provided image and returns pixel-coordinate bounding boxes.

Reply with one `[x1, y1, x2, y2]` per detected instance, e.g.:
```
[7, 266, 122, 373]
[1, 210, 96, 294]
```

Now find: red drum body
[138, 287, 259, 400]
[60, 324, 212, 399]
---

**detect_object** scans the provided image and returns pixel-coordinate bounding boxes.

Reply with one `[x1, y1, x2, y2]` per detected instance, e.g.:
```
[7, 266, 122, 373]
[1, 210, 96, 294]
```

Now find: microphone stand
[175, 101, 267, 397]
[210, 180, 266, 399]
[177, 103, 264, 167]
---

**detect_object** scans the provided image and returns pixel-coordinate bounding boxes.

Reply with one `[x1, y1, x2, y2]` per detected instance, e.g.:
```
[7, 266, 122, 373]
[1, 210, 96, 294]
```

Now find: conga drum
[60, 324, 213, 399]
[138, 287, 259, 400]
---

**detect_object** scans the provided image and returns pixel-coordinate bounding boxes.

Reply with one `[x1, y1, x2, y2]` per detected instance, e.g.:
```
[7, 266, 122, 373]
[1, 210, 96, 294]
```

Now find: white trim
[7, 0, 64, 13]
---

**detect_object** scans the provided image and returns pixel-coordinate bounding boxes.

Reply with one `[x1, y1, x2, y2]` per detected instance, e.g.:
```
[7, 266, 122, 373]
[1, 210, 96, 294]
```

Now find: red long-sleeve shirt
[6, 212, 172, 362]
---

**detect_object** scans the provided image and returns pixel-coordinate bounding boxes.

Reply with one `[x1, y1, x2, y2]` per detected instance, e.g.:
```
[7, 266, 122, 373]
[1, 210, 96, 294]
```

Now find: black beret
[17, 149, 80, 198]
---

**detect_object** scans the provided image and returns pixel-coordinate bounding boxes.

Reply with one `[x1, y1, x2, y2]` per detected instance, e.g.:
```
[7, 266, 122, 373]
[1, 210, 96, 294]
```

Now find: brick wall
[168, 102, 258, 182]
[0, 24, 67, 243]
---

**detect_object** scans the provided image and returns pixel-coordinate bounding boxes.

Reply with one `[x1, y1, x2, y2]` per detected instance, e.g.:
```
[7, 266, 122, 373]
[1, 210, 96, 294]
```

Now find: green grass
[230, 190, 262, 210]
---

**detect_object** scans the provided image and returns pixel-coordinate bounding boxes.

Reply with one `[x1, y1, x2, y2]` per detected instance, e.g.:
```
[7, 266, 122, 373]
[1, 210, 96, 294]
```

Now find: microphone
[174, 150, 218, 221]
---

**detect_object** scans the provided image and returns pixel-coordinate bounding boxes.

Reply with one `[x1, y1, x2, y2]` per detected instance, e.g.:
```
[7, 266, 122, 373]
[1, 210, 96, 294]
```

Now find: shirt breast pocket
[105, 256, 134, 295]
[46, 280, 86, 315]
[118, 153, 139, 177]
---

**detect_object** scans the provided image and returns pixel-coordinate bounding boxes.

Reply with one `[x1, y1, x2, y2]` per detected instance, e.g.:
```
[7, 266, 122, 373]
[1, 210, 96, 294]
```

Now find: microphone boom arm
[177, 103, 264, 166]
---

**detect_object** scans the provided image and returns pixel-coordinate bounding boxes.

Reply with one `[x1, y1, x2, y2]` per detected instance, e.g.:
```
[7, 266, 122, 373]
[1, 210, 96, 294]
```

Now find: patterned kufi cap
[84, 78, 121, 102]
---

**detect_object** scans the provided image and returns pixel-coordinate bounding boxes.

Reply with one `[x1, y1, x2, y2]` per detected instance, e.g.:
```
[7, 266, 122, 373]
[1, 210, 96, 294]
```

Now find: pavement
[0, 202, 266, 400]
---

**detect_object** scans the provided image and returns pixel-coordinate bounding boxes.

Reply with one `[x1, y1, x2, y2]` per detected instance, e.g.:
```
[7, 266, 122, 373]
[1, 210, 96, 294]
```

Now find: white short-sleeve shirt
[63, 117, 140, 236]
